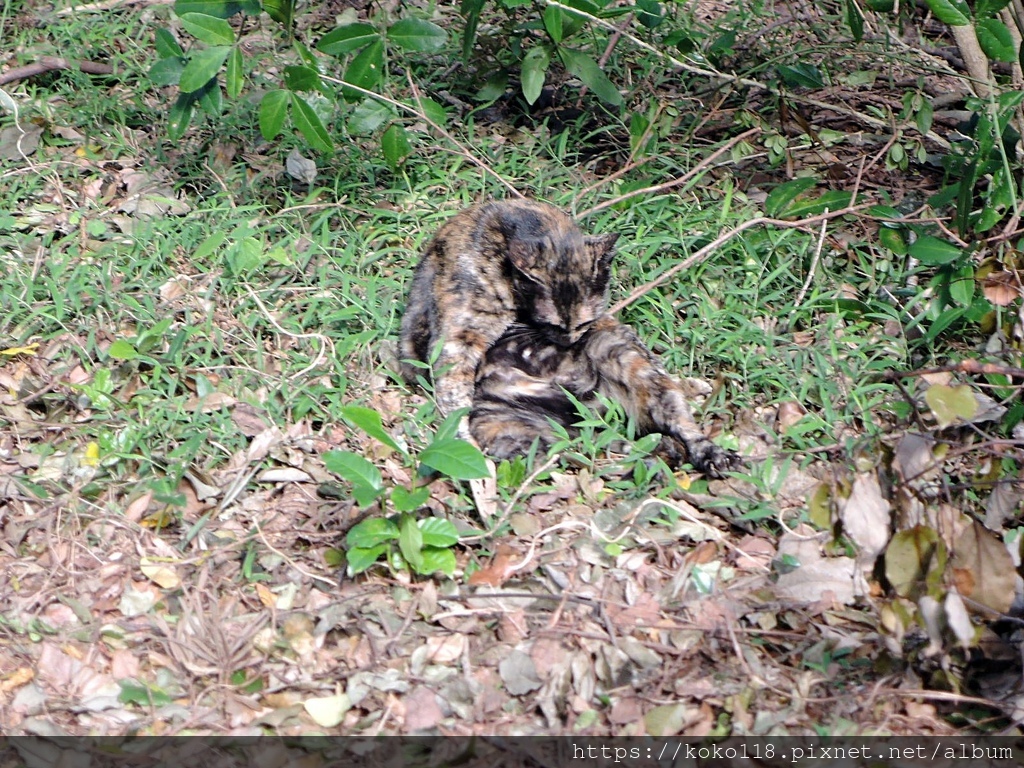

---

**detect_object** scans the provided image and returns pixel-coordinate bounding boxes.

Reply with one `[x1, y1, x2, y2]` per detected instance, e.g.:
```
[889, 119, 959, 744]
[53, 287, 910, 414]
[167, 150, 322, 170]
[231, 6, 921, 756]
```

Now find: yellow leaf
[139, 557, 182, 590]
[303, 692, 351, 728]
[255, 583, 276, 608]
[924, 383, 978, 428]
[1, 343, 40, 357]
[675, 472, 692, 491]
[83, 441, 100, 467]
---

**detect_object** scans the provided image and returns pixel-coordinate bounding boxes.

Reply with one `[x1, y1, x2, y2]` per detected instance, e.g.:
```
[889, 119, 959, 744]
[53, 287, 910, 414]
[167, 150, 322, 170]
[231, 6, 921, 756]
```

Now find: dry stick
[0, 56, 114, 85]
[577, 127, 761, 219]
[543, 0, 953, 150]
[54, 0, 171, 15]
[609, 203, 871, 314]
[886, 359, 1024, 380]
[321, 74, 522, 199]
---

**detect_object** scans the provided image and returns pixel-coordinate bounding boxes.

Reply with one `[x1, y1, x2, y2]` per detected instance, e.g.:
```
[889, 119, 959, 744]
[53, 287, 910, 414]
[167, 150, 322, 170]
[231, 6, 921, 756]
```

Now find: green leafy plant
[325, 407, 488, 577]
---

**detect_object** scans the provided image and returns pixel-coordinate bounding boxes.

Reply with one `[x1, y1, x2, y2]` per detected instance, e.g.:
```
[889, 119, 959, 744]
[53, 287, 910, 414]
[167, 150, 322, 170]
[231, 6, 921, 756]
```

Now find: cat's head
[499, 204, 619, 343]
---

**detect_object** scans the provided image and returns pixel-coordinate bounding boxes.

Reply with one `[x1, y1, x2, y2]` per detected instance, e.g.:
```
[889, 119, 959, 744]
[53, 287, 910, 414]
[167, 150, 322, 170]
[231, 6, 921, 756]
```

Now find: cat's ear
[508, 239, 543, 279]
[587, 233, 619, 271]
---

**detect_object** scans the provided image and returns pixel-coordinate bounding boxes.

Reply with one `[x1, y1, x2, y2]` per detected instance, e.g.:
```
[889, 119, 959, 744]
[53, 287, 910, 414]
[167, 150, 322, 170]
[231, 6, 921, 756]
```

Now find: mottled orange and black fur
[399, 198, 739, 478]
[470, 319, 739, 477]
[399, 199, 617, 417]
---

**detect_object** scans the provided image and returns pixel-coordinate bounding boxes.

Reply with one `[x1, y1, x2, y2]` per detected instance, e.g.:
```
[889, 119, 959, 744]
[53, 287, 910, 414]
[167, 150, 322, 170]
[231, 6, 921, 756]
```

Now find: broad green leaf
[346, 517, 399, 548]
[434, 408, 469, 442]
[386, 17, 447, 52]
[342, 39, 384, 98]
[925, 383, 978, 427]
[108, 339, 138, 361]
[283, 64, 321, 91]
[558, 48, 623, 105]
[764, 177, 818, 217]
[418, 517, 459, 547]
[391, 485, 430, 513]
[317, 23, 379, 55]
[845, 0, 863, 41]
[263, 0, 294, 27]
[290, 93, 333, 153]
[635, 0, 663, 28]
[155, 28, 185, 58]
[258, 89, 289, 140]
[324, 450, 383, 495]
[948, 264, 975, 307]
[885, 526, 944, 599]
[977, 18, 1015, 62]
[417, 96, 447, 127]
[877, 227, 907, 256]
[783, 190, 852, 218]
[925, 0, 970, 25]
[415, 547, 456, 576]
[461, 0, 484, 59]
[173, 0, 255, 17]
[521, 45, 550, 105]
[339, 406, 404, 453]
[346, 544, 388, 574]
[976, 0, 1012, 14]
[419, 438, 490, 480]
[398, 514, 424, 570]
[167, 92, 196, 140]
[381, 123, 411, 170]
[178, 12, 235, 45]
[476, 70, 508, 101]
[179, 45, 230, 93]
[228, 236, 263, 274]
[118, 680, 173, 707]
[197, 78, 223, 115]
[225, 46, 243, 97]
[908, 234, 963, 266]
[915, 98, 933, 135]
[149, 57, 185, 87]
[776, 63, 824, 89]
[543, 5, 563, 42]
[347, 98, 393, 135]
[193, 230, 226, 259]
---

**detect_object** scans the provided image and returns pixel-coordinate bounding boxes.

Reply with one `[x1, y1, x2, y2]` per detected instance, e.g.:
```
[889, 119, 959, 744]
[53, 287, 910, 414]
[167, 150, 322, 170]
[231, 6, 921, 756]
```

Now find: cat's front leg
[585, 316, 740, 478]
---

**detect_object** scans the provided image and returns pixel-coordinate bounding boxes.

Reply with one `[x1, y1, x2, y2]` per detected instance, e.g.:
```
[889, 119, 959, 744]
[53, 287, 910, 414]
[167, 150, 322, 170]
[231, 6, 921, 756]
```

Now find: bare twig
[577, 127, 761, 218]
[609, 203, 872, 314]
[320, 74, 522, 198]
[0, 56, 114, 85]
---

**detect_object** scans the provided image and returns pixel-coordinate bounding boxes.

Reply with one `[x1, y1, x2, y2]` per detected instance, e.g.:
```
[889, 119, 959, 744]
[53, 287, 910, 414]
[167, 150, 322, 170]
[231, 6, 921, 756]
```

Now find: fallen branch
[609, 203, 872, 314]
[576, 127, 761, 218]
[886, 360, 1024, 380]
[0, 56, 114, 86]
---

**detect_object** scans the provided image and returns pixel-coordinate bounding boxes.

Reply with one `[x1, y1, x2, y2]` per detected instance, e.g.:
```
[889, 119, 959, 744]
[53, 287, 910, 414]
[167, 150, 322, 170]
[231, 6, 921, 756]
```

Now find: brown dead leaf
[609, 695, 643, 725]
[775, 525, 857, 605]
[468, 544, 519, 587]
[402, 686, 444, 732]
[606, 591, 661, 630]
[982, 270, 1020, 306]
[950, 520, 1015, 614]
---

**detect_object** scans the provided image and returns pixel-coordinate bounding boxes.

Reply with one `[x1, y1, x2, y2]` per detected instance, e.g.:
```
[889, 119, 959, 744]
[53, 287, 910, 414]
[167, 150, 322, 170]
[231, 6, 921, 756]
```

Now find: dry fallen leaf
[950, 520, 1016, 614]
[840, 472, 891, 562]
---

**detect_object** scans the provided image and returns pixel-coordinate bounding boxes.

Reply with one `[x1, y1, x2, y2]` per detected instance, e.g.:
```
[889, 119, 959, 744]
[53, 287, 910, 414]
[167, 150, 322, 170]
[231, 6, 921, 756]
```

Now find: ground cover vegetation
[2, 0, 1024, 738]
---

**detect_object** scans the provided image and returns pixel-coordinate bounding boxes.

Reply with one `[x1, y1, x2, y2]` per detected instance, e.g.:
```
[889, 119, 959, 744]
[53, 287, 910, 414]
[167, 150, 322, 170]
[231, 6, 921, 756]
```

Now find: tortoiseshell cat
[400, 199, 617, 417]
[399, 198, 738, 477]
[470, 319, 738, 477]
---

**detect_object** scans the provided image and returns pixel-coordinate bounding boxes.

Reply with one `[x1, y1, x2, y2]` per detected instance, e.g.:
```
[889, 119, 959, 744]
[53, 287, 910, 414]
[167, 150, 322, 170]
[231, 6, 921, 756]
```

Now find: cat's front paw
[687, 439, 741, 479]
